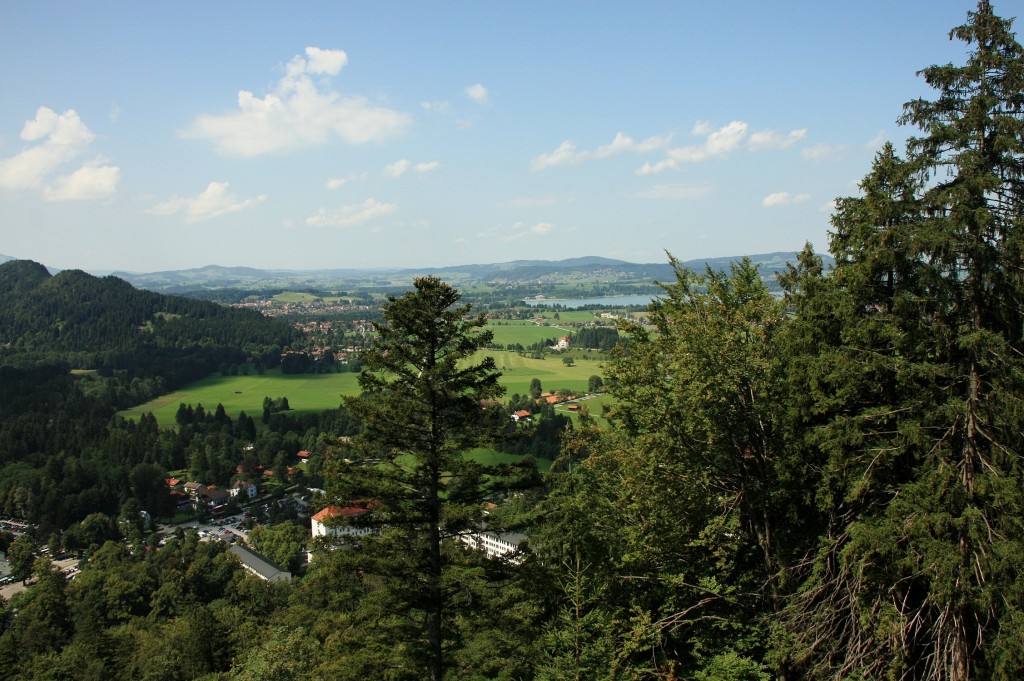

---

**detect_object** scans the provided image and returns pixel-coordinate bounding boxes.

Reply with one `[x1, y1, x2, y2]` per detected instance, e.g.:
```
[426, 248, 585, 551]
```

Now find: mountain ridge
[1, 252, 832, 293]
[106, 252, 827, 292]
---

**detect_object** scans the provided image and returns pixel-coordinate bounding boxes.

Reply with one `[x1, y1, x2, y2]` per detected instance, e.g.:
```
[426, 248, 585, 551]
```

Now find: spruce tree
[333, 276, 506, 680]
[785, 4, 1024, 678]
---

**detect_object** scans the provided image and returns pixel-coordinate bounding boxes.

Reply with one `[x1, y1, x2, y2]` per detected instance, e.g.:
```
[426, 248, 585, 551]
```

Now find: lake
[523, 294, 659, 309]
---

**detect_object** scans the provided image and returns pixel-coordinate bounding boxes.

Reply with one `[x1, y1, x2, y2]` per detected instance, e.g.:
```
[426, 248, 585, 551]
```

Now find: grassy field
[464, 447, 553, 473]
[554, 393, 616, 428]
[122, 349, 609, 426]
[487, 320, 573, 347]
[120, 370, 364, 424]
[484, 350, 604, 396]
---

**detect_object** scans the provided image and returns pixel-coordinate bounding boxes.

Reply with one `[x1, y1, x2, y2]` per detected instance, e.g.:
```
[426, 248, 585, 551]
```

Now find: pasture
[483, 350, 604, 396]
[120, 370, 364, 425]
[554, 393, 616, 429]
[464, 448, 553, 473]
[122, 349, 608, 426]
[487, 320, 572, 347]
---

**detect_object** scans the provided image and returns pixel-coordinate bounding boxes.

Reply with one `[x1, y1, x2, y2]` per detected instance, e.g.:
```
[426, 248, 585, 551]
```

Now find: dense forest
[0, 261, 298, 396]
[2, 4, 1023, 679]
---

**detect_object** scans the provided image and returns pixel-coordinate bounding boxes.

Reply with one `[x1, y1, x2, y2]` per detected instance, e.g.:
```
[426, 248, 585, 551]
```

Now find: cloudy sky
[0, 1, 989, 272]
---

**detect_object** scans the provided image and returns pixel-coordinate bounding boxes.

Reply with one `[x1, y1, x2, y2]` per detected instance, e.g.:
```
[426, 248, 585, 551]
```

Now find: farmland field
[554, 393, 616, 428]
[122, 350, 608, 426]
[487, 320, 573, 347]
[482, 350, 604, 396]
[119, 369, 363, 425]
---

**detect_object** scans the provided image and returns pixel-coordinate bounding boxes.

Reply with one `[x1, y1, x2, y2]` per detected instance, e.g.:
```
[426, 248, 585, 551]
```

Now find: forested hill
[0, 259, 297, 392]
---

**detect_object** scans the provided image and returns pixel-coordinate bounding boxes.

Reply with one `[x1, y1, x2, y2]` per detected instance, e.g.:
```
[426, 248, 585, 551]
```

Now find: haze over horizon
[1, 1, 980, 273]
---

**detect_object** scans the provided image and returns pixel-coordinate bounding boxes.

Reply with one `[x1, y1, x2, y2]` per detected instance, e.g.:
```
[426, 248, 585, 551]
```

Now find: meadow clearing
[121, 348, 609, 426]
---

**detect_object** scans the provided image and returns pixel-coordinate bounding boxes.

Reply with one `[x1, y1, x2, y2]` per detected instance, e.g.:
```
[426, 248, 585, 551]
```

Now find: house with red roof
[310, 501, 379, 539]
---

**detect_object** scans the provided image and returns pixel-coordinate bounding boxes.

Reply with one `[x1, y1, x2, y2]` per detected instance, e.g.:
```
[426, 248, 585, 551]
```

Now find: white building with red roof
[310, 502, 378, 539]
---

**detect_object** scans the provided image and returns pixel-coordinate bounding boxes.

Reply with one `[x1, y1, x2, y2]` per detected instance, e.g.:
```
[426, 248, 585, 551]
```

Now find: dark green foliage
[336, 276, 513, 680]
[782, 4, 1024, 679]
[0, 260, 297, 392]
[533, 259, 804, 678]
[0, 536, 246, 681]
[571, 326, 620, 351]
[2, 8, 1023, 679]
[499, 406, 572, 460]
[247, 522, 308, 573]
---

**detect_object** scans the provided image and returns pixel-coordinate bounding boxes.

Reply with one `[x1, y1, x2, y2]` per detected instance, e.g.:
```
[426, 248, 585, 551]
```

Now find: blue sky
[0, 1, 999, 272]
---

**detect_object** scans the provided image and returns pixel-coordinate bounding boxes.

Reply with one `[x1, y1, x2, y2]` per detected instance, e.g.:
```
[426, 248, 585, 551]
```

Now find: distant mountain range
[0, 252, 832, 293]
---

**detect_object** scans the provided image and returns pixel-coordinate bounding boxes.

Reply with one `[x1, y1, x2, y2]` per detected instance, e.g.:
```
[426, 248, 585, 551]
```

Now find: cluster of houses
[511, 391, 579, 423]
[166, 478, 258, 513]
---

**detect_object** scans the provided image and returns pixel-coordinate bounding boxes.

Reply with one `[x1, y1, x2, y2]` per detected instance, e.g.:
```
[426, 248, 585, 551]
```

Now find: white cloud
[304, 46, 348, 75]
[802, 143, 847, 163]
[636, 159, 679, 176]
[819, 199, 838, 213]
[683, 120, 747, 159]
[865, 130, 888, 149]
[147, 181, 266, 223]
[500, 221, 559, 241]
[306, 198, 396, 228]
[639, 121, 749, 174]
[421, 100, 452, 114]
[530, 132, 670, 171]
[762, 191, 810, 207]
[530, 141, 577, 171]
[629, 183, 712, 200]
[182, 47, 411, 157]
[594, 132, 671, 158]
[464, 83, 489, 104]
[380, 159, 438, 178]
[498, 194, 572, 209]
[383, 159, 411, 177]
[43, 162, 120, 201]
[748, 128, 807, 151]
[326, 172, 368, 189]
[0, 107, 114, 195]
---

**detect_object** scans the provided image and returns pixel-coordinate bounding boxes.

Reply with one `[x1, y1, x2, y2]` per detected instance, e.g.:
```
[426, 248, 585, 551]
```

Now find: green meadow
[120, 370, 363, 425]
[486, 350, 604, 396]
[463, 447, 553, 473]
[487, 320, 573, 347]
[122, 349, 609, 426]
[549, 393, 616, 429]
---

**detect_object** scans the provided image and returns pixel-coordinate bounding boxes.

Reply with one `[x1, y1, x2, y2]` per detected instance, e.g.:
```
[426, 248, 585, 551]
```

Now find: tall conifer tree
[335, 276, 506, 680]
[785, 3, 1024, 678]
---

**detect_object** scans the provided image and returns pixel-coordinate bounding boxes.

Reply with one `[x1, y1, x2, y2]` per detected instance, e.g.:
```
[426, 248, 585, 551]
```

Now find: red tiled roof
[312, 501, 379, 521]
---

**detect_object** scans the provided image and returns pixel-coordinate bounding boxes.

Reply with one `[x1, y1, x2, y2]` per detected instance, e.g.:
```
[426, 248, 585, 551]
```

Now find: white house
[461, 526, 527, 563]
[310, 502, 377, 539]
[230, 480, 258, 500]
